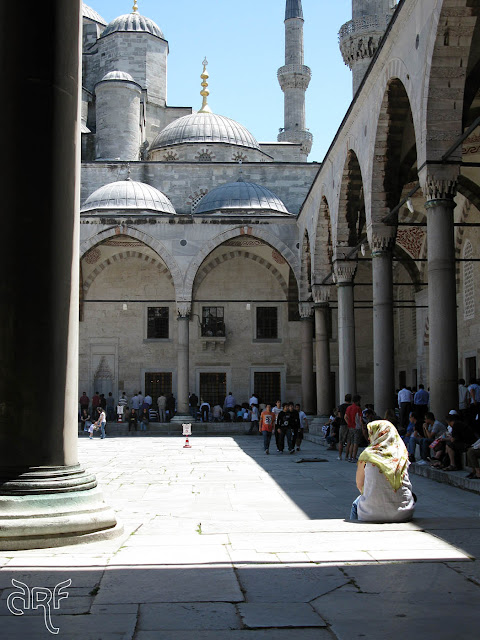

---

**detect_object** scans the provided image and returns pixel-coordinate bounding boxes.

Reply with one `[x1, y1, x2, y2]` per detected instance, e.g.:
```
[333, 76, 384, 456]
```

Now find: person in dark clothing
[337, 394, 352, 460]
[166, 393, 176, 421]
[287, 402, 301, 454]
[189, 393, 198, 420]
[275, 403, 290, 454]
[442, 414, 477, 471]
[129, 408, 138, 432]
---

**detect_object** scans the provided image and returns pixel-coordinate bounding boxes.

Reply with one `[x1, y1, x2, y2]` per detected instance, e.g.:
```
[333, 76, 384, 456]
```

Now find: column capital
[298, 301, 314, 319]
[333, 260, 357, 285]
[419, 165, 458, 204]
[312, 284, 330, 305]
[369, 226, 396, 257]
[176, 301, 191, 318]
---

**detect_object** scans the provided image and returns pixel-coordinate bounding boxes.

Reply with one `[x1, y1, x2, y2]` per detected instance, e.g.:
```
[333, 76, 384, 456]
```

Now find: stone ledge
[409, 463, 480, 495]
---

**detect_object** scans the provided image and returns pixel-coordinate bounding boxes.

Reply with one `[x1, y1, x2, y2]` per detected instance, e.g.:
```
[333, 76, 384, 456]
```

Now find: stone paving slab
[134, 631, 333, 640]
[137, 603, 241, 630]
[237, 603, 327, 628]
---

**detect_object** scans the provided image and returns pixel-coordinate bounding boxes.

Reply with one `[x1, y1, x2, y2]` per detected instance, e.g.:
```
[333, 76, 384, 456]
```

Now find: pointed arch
[312, 194, 333, 283]
[337, 150, 366, 247]
[299, 230, 312, 300]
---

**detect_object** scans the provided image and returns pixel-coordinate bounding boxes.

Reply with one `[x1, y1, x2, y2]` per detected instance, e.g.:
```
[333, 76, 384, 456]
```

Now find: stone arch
[423, 0, 480, 163]
[183, 227, 301, 302]
[83, 251, 173, 295]
[312, 194, 333, 283]
[80, 226, 182, 297]
[193, 250, 289, 299]
[299, 230, 312, 300]
[337, 150, 366, 247]
[371, 77, 419, 225]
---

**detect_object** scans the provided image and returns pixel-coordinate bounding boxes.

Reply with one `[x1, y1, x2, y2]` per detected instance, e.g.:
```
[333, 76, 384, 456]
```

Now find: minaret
[339, 1, 397, 95]
[277, 0, 312, 159]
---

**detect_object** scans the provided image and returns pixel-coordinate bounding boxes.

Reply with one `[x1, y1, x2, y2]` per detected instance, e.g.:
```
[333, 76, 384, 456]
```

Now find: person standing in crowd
[259, 403, 276, 454]
[157, 392, 167, 423]
[249, 392, 259, 407]
[106, 392, 115, 422]
[286, 402, 300, 454]
[345, 395, 362, 463]
[166, 393, 176, 421]
[131, 392, 140, 414]
[79, 391, 90, 417]
[137, 390, 144, 407]
[275, 403, 290, 454]
[350, 420, 415, 522]
[189, 392, 199, 420]
[128, 408, 138, 432]
[458, 378, 470, 421]
[413, 384, 429, 425]
[295, 403, 308, 452]
[337, 394, 352, 461]
[94, 406, 107, 439]
[272, 400, 282, 451]
[468, 378, 480, 430]
[398, 385, 413, 431]
[224, 392, 236, 412]
[139, 407, 149, 431]
[117, 391, 128, 422]
[144, 392, 152, 407]
[91, 390, 101, 417]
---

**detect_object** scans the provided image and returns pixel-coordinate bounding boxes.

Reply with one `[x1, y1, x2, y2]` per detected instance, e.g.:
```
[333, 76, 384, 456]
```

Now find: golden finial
[132, 0, 138, 13]
[198, 57, 212, 114]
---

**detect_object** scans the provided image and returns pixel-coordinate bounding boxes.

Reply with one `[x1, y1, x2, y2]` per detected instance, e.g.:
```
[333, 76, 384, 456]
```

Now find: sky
[86, 0, 354, 162]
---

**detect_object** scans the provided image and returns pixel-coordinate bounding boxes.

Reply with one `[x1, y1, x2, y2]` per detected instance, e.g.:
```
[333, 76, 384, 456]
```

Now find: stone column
[174, 302, 191, 419]
[312, 285, 331, 416]
[334, 257, 358, 402]
[423, 174, 459, 419]
[299, 302, 315, 414]
[0, 0, 119, 549]
[371, 228, 396, 416]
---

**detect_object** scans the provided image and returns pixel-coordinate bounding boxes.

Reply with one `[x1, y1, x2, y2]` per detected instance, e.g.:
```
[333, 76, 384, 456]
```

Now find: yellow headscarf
[358, 420, 409, 492]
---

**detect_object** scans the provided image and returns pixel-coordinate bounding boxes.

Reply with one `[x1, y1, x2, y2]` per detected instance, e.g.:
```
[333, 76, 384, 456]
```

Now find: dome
[101, 12, 164, 39]
[81, 180, 176, 215]
[150, 112, 260, 152]
[194, 180, 290, 215]
[82, 3, 107, 26]
[99, 70, 137, 83]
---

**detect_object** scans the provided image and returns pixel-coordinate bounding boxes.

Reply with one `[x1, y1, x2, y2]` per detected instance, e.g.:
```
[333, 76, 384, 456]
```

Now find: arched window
[463, 241, 475, 320]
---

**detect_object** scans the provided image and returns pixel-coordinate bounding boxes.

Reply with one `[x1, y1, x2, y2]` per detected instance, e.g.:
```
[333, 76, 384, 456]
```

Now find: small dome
[194, 180, 290, 215]
[82, 3, 107, 26]
[100, 70, 136, 83]
[101, 12, 163, 39]
[150, 112, 260, 152]
[81, 180, 176, 215]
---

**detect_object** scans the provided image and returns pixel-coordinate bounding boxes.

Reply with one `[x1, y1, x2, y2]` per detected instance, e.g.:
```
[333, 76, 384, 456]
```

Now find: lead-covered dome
[99, 70, 137, 83]
[101, 12, 163, 39]
[150, 112, 260, 152]
[81, 180, 176, 215]
[82, 3, 107, 26]
[194, 179, 290, 215]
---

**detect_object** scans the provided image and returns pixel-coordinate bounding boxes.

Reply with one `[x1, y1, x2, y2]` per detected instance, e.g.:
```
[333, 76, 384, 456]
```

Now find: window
[145, 372, 172, 400]
[256, 307, 278, 339]
[199, 373, 226, 406]
[202, 307, 225, 337]
[147, 307, 169, 339]
[254, 372, 281, 405]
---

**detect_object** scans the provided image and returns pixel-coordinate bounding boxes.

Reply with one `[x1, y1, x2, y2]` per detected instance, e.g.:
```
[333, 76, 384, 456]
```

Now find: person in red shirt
[259, 404, 276, 455]
[345, 394, 362, 463]
[91, 391, 100, 414]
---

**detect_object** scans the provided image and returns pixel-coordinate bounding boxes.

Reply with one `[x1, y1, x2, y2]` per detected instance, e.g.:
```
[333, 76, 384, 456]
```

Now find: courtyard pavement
[1, 434, 479, 639]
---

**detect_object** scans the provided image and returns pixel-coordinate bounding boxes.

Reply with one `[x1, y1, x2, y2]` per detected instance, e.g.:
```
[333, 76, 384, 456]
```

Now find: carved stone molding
[419, 166, 459, 204]
[339, 33, 383, 68]
[176, 301, 192, 318]
[312, 284, 330, 306]
[333, 260, 357, 285]
[277, 64, 312, 91]
[370, 227, 396, 256]
[298, 302, 314, 319]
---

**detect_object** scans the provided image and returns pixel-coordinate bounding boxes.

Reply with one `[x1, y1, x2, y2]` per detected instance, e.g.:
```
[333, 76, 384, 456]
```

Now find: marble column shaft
[176, 307, 191, 416]
[372, 241, 395, 417]
[299, 303, 315, 414]
[314, 304, 331, 416]
[426, 198, 458, 418]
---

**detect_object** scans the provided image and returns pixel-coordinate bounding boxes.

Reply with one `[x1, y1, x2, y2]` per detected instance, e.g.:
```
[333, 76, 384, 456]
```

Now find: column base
[0, 465, 122, 550]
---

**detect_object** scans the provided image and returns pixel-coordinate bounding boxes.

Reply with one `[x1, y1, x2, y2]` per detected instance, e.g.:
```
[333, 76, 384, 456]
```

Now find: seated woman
[350, 420, 415, 522]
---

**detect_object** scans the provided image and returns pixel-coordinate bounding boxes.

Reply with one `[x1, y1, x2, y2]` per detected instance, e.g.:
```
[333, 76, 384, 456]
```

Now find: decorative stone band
[312, 284, 330, 306]
[333, 260, 357, 285]
[0, 464, 97, 495]
[298, 301, 314, 318]
[339, 33, 384, 68]
[177, 301, 192, 318]
[424, 175, 457, 205]
[277, 64, 312, 91]
[370, 228, 396, 257]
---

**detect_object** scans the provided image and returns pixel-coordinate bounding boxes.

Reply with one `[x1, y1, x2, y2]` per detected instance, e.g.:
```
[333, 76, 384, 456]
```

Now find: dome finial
[198, 58, 213, 114]
[132, 0, 138, 13]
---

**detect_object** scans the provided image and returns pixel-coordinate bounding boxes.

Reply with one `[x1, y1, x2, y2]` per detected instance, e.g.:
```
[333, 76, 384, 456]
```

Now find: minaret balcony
[338, 14, 391, 44]
[277, 129, 313, 155]
[277, 64, 312, 91]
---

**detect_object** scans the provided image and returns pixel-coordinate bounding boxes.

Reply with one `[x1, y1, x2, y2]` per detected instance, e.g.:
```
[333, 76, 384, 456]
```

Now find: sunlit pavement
[1, 435, 479, 639]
